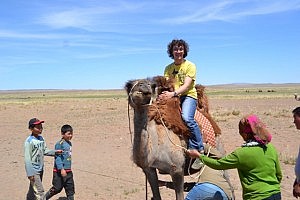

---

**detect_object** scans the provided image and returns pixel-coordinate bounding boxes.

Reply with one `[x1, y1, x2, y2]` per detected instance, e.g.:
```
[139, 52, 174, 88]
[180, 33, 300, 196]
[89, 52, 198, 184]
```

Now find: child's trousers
[45, 171, 75, 199]
[26, 172, 45, 200]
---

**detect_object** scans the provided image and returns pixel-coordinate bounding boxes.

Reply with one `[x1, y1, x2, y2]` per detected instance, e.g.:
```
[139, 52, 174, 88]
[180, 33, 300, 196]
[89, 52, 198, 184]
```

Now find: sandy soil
[1, 92, 300, 200]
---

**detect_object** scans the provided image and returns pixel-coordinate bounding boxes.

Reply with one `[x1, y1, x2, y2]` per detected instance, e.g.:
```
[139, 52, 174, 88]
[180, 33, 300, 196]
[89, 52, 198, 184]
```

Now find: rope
[74, 168, 144, 186]
[151, 103, 213, 180]
[184, 145, 212, 180]
[127, 102, 133, 145]
[196, 145, 211, 180]
[145, 176, 148, 200]
[151, 103, 188, 152]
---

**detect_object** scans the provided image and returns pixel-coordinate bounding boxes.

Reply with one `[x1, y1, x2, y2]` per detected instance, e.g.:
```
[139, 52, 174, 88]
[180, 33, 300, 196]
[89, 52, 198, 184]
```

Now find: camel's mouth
[132, 91, 152, 99]
[130, 90, 153, 106]
[136, 91, 152, 96]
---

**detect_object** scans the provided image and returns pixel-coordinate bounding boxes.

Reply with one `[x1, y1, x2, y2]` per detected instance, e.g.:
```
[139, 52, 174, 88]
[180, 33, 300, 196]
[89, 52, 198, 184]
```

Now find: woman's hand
[158, 91, 175, 100]
[186, 149, 201, 159]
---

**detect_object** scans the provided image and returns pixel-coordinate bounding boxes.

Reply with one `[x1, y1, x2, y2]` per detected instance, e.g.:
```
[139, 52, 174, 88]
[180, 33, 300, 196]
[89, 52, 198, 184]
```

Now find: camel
[125, 78, 185, 200]
[125, 77, 233, 200]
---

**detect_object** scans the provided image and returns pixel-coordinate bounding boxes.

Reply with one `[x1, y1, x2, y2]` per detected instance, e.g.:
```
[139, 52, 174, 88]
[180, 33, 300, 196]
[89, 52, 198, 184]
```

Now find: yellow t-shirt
[164, 60, 197, 99]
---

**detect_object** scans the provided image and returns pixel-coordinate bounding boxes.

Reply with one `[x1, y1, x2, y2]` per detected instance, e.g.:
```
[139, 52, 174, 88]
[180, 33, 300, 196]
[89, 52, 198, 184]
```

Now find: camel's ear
[151, 82, 158, 98]
[124, 80, 134, 95]
[151, 82, 157, 92]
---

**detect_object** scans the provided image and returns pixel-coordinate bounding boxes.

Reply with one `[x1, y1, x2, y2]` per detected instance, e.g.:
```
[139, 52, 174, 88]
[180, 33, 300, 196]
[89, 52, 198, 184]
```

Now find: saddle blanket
[194, 110, 216, 147]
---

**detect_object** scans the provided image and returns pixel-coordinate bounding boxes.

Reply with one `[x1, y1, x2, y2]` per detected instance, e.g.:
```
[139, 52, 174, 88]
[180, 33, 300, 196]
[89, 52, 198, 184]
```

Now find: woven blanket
[194, 110, 216, 147]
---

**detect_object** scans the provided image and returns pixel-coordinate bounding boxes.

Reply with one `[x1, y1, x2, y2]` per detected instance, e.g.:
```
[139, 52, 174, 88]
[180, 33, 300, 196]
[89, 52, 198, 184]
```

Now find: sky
[0, 0, 299, 90]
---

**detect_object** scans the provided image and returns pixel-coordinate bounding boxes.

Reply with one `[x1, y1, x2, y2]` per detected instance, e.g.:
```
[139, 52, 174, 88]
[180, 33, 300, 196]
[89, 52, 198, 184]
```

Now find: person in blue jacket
[45, 124, 75, 200]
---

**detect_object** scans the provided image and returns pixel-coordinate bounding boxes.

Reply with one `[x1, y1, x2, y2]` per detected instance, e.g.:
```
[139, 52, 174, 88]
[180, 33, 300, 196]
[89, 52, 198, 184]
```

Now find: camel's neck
[132, 107, 150, 167]
[133, 106, 148, 125]
[133, 108, 149, 144]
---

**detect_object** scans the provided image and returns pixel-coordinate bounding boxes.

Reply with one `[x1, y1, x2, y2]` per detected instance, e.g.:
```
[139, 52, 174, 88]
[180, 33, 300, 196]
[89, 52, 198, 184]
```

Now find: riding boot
[67, 195, 74, 200]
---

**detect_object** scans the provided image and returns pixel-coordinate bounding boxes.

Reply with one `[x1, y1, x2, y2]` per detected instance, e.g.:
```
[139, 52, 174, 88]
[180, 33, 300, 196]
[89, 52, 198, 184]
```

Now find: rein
[151, 103, 188, 152]
[127, 100, 149, 200]
[152, 103, 212, 179]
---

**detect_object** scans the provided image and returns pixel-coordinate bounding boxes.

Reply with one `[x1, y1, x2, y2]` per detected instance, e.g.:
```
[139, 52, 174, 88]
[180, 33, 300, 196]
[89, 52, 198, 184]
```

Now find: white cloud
[158, 0, 300, 24]
[38, 2, 146, 30]
[33, 0, 300, 32]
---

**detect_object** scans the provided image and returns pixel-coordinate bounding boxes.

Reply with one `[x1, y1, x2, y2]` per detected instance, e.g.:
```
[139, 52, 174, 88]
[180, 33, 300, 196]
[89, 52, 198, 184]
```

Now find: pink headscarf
[239, 114, 272, 145]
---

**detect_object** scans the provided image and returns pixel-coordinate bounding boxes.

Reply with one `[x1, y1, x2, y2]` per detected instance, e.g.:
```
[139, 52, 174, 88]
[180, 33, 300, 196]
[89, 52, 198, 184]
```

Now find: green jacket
[201, 143, 282, 200]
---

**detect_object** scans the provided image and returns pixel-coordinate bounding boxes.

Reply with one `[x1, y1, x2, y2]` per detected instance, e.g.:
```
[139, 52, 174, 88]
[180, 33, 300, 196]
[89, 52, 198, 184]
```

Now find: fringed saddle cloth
[148, 98, 217, 148]
[194, 109, 216, 147]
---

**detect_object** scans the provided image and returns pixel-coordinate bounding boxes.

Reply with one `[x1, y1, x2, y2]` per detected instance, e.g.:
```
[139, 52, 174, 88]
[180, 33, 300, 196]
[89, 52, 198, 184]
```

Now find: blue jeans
[180, 96, 204, 151]
[263, 192, 281, 200]
[185, 182, 229, 200]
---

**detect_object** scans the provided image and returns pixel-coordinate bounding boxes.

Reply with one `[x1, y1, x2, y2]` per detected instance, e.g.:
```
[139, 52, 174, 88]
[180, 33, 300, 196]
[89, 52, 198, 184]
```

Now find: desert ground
[1, 84, 300, 200]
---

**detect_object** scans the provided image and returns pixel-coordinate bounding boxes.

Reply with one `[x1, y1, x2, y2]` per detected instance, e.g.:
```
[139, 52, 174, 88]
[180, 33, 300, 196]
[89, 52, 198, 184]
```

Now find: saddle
[149, 76, 221, 148]
[148, 97, 219, 148]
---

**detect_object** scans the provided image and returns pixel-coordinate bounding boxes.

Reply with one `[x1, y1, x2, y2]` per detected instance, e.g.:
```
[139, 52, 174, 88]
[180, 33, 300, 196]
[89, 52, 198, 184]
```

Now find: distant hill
[0, 83, 299, 93]
[206, 83, 300, 88]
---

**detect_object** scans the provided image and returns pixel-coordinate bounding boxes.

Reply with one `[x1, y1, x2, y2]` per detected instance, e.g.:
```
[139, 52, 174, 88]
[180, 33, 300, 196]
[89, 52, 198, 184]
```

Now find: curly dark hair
[167, 39, 189, 59]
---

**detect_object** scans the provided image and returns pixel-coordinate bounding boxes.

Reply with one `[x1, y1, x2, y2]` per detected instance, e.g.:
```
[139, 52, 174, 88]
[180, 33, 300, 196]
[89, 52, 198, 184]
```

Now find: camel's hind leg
[171, 171, 184, 200]
[143, 167, 161, 200]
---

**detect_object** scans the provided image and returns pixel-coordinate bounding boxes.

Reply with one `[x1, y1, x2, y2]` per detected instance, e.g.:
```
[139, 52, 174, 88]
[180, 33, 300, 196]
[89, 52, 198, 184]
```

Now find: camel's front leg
[171, 171, 185, 200]
[143, 167, 161, 200]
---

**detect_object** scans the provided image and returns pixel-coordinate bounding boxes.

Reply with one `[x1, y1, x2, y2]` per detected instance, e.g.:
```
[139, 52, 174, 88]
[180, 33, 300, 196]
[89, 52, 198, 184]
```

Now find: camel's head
[125, 79, 156, 108]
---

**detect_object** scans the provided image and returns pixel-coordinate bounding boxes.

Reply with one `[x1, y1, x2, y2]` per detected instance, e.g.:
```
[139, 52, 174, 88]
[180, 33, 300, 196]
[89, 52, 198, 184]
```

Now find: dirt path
[1, 94, 299, 199]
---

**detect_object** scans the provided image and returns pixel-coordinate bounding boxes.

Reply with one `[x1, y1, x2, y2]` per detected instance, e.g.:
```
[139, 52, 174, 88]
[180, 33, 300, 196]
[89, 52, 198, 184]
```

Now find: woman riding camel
[160, 39, 204, 170]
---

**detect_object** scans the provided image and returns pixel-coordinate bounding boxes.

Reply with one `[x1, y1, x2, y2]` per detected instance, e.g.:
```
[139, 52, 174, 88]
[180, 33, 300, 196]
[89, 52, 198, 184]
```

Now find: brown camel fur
[195, 84, 209, 113]
[148, 96, 190, 139]
[195, 84, 222, 136]
[148, 76, 221, 139]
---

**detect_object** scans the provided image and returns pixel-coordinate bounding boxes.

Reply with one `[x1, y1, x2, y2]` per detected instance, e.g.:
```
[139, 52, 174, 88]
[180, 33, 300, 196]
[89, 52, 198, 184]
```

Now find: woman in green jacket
[187, 114, 282, 200]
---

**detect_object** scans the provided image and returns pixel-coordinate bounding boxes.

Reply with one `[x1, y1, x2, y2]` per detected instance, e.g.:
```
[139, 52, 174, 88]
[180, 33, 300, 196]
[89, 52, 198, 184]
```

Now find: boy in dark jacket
[45, 124, 75, 200]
